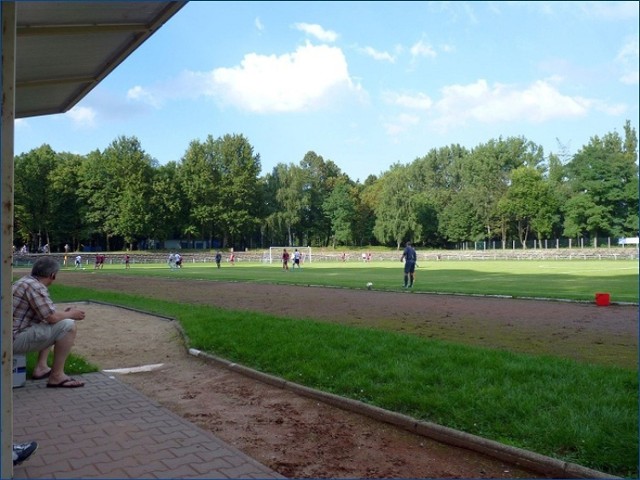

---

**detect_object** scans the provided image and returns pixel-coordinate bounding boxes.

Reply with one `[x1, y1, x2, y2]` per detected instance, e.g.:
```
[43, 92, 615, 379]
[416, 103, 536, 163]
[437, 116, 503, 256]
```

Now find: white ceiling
[14, 1, 187, 118]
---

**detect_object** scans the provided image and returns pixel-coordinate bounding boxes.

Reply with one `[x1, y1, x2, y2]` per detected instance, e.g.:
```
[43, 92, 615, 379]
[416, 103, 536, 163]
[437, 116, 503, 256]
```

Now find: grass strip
[52, 284, 638, 477]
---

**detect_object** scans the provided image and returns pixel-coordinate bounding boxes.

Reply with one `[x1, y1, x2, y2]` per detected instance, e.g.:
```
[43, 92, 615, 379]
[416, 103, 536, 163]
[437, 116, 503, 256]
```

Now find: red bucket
[595, 293, 610, 306]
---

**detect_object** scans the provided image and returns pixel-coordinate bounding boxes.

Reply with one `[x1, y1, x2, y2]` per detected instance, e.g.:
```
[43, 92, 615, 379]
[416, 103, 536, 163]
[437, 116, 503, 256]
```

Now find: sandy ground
[58, 272, 637, 478]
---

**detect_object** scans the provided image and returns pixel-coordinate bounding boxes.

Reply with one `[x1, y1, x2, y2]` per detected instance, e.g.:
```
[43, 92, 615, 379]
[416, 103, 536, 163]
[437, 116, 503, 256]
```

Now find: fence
[12, 243, 640, 269]
[464, 236, 639, 250]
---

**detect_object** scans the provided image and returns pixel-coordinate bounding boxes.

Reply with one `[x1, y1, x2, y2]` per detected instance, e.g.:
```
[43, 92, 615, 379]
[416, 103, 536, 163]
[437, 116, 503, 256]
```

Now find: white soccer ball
[366, 282, 373, 290]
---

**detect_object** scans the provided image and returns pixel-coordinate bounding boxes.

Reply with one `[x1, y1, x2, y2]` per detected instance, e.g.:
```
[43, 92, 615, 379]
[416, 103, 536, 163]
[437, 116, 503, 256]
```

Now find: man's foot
[31, 369, 51, 380]
[13, 441, 38, 466]
[47, 377, 84, 388]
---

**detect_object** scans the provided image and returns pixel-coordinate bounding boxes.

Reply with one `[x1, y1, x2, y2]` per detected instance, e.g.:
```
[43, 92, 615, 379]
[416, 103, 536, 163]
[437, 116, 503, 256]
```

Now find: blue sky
[15, 1, 639, 182]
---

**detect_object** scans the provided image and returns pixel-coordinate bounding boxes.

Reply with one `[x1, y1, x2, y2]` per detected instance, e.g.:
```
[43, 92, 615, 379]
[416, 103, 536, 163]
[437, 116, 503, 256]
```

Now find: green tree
[48, 151, 90, 251]
[148, 161, 185, 245]
[373, 164, 422, 249]
[179, 135, 221, 244]
[323, 177, 356, 247]
[14, 145, 57, 251]
[78, 136, 155, 250]
[212, 134, 262, 248]
[563, 122, 639, 240]
[179, 134, 261, 248]
[352, 176, 378, 247]
[462, 137, 544, 246]
[299, 151, 343, 246]
[413, 145, 468, 246]
[544, 152, 569, 239]
[497, 166, 558, 247]
[438, 194, 479, 244]
[273, 163, 308, 246]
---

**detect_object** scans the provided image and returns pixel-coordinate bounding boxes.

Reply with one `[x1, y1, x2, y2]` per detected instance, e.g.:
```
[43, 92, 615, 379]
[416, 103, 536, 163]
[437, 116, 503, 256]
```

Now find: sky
[14, 1, 640, 182]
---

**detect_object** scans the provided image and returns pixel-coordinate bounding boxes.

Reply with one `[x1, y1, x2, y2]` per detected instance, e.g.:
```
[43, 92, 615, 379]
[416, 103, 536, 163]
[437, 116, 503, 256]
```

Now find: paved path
[13, 372, 283, 479]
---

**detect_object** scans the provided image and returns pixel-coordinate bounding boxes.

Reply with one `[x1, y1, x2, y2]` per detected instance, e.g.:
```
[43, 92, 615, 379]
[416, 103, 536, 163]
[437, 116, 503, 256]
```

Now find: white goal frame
[268, 246, 312, 264]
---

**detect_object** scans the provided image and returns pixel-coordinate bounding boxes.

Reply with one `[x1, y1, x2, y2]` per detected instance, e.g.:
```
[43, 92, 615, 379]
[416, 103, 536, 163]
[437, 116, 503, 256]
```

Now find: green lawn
[62, 258, 639, 303]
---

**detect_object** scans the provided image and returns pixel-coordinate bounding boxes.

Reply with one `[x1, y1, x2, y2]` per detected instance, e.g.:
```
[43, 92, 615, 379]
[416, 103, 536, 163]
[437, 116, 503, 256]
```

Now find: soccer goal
[268, 246, 312, 264]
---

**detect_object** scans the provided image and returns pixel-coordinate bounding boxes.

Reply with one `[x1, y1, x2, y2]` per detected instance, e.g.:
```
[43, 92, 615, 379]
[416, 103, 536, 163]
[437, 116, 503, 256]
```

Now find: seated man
[13, 256, 86, 388]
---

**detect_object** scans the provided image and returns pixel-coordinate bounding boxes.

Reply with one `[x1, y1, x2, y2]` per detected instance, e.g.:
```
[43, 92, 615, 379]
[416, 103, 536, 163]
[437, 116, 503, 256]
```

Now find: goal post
[268, 246, 312, 264]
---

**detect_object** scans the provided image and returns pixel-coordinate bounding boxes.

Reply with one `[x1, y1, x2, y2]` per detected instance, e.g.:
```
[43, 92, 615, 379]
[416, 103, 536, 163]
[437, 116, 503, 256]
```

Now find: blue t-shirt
[403, 246, 417, 263]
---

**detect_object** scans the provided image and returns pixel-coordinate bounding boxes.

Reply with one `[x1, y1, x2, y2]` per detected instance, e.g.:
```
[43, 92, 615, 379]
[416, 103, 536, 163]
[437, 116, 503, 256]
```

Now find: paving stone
[13, 372, 283, 479]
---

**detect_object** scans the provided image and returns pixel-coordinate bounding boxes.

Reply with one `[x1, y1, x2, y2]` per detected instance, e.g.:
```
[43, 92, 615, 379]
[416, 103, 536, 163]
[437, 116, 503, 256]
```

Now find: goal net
[268, 246, 312, 264]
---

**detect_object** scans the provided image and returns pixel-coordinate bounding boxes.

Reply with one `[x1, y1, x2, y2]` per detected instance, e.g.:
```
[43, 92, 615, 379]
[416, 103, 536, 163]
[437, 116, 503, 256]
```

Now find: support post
[1, 2, 16, 478]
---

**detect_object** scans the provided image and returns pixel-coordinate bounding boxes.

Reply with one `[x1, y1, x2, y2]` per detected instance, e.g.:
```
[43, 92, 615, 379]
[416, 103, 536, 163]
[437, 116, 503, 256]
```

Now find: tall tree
[48, 151, 89, 251]
[78, 136, 155, 250]
[273, 163, 308, 246]
[352, 176, 378, 247]
[322, 177, 356, 247]
[299, 152, 343, 246]
[212, 134, 262, 248]
[497, 166, 558, 247]
[463, 136, 544, 245]
[14, 145, 57, 251]
[179, 135, 221, 244]
[373, 164, 422, 249]
[148, 161, 186, 246]
[179, 134, 262, 248]
[563, 122, 639, 240]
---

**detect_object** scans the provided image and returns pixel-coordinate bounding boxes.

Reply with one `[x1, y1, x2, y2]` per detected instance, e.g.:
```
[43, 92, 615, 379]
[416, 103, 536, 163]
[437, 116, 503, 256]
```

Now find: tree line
[13, 121, 638, 252]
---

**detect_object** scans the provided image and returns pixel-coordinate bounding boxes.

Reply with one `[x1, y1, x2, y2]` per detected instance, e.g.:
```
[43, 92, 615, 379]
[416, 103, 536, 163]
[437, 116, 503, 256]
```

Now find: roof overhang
[15, 1, 187, 118]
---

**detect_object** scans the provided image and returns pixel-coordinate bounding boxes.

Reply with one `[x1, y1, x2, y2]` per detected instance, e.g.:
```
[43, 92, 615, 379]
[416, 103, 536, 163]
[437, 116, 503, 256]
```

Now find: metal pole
[1, 2, 16, 477]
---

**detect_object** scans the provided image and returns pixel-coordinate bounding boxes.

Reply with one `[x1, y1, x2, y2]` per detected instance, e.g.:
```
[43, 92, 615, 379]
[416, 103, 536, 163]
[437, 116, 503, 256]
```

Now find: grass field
[63, 258, 640, 303]
[42, 257, 638, 477]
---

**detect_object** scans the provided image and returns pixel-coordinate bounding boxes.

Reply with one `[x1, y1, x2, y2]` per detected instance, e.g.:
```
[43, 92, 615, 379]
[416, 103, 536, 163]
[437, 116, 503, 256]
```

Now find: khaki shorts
[13, 319, 75, 354]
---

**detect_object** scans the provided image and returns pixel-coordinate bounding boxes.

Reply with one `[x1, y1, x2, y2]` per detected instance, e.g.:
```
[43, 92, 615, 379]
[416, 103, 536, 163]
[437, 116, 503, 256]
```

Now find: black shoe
[13, 441, 38, 466]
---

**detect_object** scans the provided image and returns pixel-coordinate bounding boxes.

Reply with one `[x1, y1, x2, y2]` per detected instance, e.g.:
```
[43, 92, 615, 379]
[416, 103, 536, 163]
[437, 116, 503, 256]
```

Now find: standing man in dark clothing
[401, 241, 417, 288]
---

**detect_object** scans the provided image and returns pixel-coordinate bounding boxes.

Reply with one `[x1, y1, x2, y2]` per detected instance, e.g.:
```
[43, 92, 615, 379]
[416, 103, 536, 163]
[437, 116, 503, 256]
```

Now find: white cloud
[384, 92, 433, 110]
[616, 36, 639, 85]
[591, 99, 627, 116]
[430, 79, 600, 131]
[210, 42, 362, 113]
[504, 1, 638, 20]
[255, 17, 264, 32]
[383, 113, 421, 138]
[293, 22, 338, 42]
[66, 106, 97, 128]
[440, 43, 456, 54]
[619, 71, 639, 85]
[410, 40, 437, 59]
[127, 85, 162, 108]
[125, 43, 364, 114]
[360, 46, 395, 63]
[577, 1, 639, 21]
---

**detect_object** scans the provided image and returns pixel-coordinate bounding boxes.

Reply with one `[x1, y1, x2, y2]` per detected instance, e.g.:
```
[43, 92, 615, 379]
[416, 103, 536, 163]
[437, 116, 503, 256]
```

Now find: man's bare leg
[48, 326, 78, 384]
[32, 347, 52, 378]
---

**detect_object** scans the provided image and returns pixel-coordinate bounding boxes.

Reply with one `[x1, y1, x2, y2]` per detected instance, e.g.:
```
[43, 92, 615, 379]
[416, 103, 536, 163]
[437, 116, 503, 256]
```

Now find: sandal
[47, 378, 85, 388]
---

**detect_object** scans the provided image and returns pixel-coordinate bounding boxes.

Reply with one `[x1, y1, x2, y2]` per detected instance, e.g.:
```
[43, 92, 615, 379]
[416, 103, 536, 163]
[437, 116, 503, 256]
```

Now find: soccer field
[67, 258, 639, 304]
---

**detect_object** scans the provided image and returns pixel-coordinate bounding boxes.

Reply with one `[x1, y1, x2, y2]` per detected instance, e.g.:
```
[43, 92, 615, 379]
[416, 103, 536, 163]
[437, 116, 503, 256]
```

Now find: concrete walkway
[12, 372, 283, 479]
